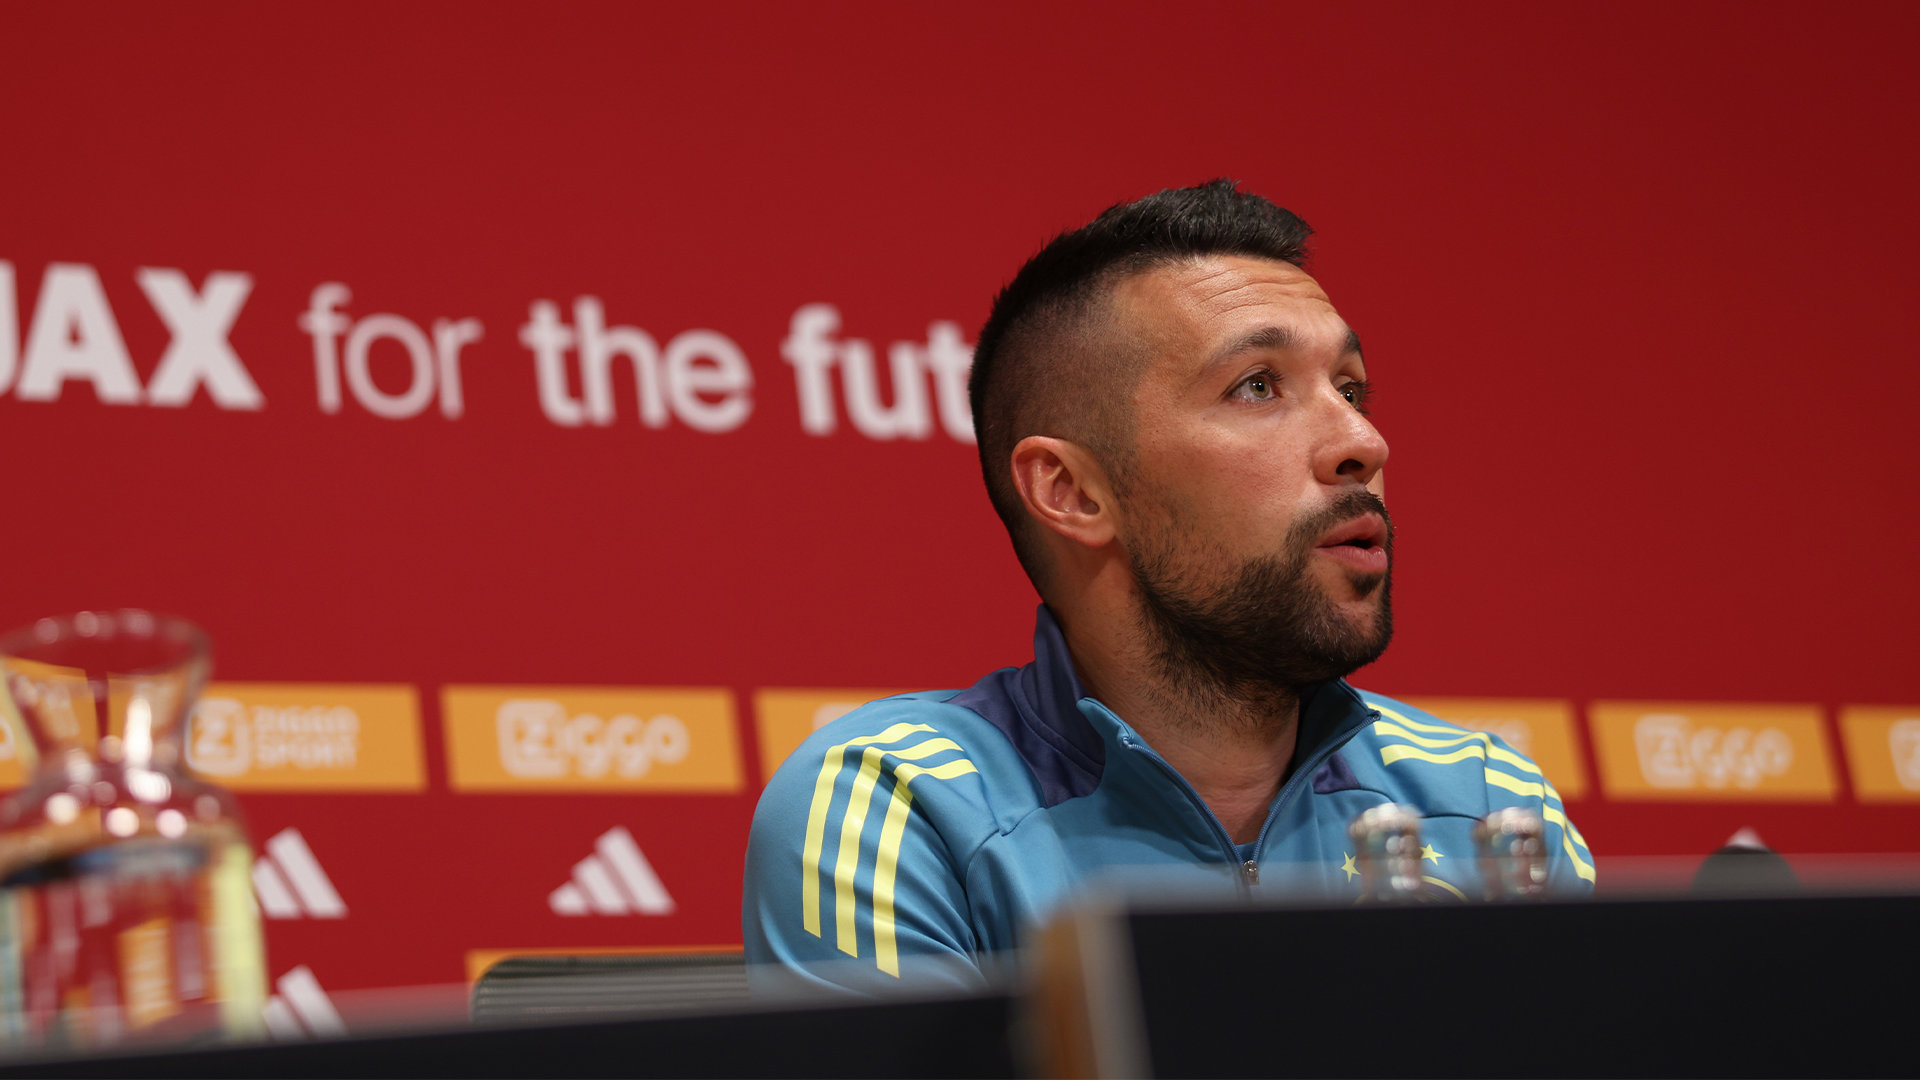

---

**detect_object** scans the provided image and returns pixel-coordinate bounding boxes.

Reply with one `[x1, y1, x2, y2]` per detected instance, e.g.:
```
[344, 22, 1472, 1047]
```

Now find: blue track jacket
[743, 607, 1594, 990]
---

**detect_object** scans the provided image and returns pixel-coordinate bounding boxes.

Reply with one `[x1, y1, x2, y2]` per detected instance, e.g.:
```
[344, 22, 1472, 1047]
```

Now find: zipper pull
[1242, 860, 1260, 886]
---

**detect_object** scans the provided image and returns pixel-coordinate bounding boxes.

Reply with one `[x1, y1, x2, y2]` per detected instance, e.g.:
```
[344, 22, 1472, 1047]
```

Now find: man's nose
[1313, 389, 1389, 489]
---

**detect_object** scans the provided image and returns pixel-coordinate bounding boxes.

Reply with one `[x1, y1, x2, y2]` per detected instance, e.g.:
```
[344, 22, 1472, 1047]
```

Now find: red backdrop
[2, 1, 1916, 1003]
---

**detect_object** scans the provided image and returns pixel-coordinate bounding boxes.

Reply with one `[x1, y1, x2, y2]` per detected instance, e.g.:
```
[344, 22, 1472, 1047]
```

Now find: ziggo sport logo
[1633, 714, 1793, 790]
[495, 700, 690, 779]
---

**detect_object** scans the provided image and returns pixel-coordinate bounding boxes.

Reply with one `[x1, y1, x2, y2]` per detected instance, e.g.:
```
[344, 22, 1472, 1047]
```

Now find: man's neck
[1058, 605, 1301, 846]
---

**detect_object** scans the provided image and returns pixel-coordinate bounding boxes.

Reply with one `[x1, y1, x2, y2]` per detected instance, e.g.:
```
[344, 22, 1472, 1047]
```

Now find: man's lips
[1316, 514, 1388, 550]
[1313, 514, 1390, 574]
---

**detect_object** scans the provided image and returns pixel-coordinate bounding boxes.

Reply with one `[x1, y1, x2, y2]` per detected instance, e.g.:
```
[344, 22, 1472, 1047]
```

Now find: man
[743, 181, 1592, 990]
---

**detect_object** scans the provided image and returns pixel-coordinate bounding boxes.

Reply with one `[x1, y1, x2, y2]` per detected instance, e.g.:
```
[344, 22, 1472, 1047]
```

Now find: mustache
[1288, 488, 1394, 553]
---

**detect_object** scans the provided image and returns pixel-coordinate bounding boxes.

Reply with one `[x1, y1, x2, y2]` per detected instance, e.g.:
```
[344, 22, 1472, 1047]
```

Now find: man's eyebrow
[1210, 324, 1295, 364]
[1204, 324, 1365, 369]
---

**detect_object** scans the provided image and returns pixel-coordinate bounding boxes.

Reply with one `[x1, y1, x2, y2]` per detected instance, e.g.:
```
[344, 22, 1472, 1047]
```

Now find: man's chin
[1346, 571, 1389, 600]
[1312, 587, 1394, 674]
[1128, 540, 1393, 693]
[1314, 567, 1390, 611]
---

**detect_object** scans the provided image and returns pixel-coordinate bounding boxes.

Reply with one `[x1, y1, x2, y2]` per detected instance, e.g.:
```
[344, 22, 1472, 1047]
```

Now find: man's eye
[1340, 380, 1373, 413]
[1237, 374, 1276, 401]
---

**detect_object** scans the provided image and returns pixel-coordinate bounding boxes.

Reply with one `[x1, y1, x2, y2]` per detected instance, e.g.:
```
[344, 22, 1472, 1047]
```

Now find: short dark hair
[968, 179, 1315, 594]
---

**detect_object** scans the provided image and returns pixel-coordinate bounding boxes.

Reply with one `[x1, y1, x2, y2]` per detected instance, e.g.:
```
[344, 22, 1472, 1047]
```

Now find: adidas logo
[262, 965, 346, 1040]
[548, 826, 675, 916]
[252, 828, 347, 919]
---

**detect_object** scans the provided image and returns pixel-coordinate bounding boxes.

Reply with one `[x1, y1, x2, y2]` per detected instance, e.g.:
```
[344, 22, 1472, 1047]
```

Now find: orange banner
[185, 683, 426, 791]
[443, 686, 743, 793]
[751, 688, 903, 785]
[1839, 706, 1920, 803]
[1590, 702, 1836, 801]
[1394, 697, 1588, 799]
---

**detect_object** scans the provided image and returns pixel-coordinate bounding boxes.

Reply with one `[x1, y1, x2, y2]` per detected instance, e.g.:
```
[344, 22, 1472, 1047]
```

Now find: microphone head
[1691, 843, 1800, 898]
[1474, 807, 1548, 900]
[1348, 802, 1424, 900]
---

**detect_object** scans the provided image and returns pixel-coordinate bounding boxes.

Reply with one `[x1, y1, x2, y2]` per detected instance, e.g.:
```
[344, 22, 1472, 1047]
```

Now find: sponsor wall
[2, 1, 1916, 1008]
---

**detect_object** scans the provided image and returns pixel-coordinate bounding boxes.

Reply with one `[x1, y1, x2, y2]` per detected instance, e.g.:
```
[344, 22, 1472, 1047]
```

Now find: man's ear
[1010, 435, 1116, 549]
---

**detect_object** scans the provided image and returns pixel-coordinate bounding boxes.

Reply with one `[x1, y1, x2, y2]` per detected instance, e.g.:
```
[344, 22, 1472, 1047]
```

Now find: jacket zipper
[1116, 734, 1241, 861]
[1116, 711, 1369, 894]
[1248, 732, 1355, 873]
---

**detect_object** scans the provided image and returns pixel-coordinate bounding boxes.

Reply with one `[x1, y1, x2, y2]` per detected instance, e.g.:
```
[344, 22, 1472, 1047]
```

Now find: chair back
[470, 952, 751, 1025]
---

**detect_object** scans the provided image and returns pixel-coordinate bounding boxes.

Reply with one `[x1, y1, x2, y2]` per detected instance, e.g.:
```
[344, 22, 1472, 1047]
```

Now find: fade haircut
[968, 179, 1315, 594]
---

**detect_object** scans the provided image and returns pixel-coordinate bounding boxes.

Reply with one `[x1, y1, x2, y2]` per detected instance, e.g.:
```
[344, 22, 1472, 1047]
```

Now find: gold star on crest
[1422, 844, 1444, 864]
[1340, 852, 1359, 881]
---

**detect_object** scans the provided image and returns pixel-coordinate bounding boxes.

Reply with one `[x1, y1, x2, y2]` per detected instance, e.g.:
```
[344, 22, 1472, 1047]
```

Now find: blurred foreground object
[0, 611, 265, 1051]
[1028, 888, 1917, 1078]
[1475, 807, 1549, 899]
[1348, 803, 1426, 901]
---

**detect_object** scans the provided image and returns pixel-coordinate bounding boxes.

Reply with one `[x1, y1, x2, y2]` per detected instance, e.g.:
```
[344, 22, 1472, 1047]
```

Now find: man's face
[1104, 254, 1393, 702]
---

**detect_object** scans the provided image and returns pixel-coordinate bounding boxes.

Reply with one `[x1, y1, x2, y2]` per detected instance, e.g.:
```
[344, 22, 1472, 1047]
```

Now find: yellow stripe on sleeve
[1483, 744, 1542, 776]
[1381, 743, 1487, 767]
[1372, 716, 1544, 777]
[870, 784, 918, 977]
[1539, 780, 1594, 848]
[1483, 768, 1548, 801]
[830, 738, 962, 955]
[831, 751, 890, 954]
[1372, 718, 1483, 748]
[1370, 705, 1474, 736]
[1542, 804, 1597, 882]
[800, 722, 933, 937]
[871, 757, 979, 977]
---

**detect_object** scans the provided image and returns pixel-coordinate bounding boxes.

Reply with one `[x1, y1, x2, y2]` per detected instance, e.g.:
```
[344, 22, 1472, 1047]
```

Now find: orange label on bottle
[1590, 702, 1836, 800]
[1394, 697, 1589, 799]
[185, 684, 425, 791]
[751, 689, 903, 785]
[0, 692, 27, 788]
[443, 686, 743, 793]
[118, 917, 180, 1030]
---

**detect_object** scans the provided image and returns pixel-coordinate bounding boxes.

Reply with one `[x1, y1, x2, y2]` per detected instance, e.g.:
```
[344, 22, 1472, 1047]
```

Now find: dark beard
[1128, 489, 1394, 721]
